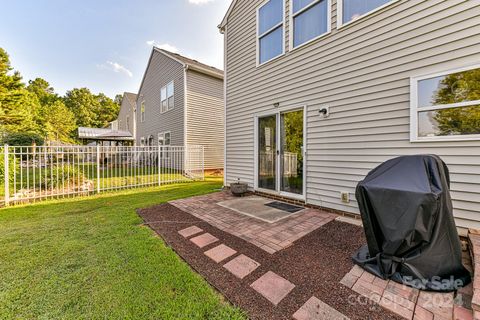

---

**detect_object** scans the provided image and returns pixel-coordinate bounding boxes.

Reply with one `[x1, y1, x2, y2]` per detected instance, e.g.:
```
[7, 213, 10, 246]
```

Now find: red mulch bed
[138, 203, 401, 320]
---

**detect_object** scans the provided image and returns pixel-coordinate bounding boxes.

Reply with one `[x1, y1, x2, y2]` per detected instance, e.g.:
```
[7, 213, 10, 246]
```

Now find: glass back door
[257, 108, 304, 197]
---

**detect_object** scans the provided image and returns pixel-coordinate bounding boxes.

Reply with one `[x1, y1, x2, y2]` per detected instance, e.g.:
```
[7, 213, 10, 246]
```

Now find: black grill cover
[352, 155, 471, 292]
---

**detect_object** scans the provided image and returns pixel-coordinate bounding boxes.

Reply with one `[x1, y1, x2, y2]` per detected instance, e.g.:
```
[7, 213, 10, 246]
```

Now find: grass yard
[0, 178, 246, 320]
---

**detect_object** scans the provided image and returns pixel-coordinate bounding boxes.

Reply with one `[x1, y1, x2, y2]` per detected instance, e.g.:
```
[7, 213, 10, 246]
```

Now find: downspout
[183, 65, 188, 147]
[222, 25, 228, 188]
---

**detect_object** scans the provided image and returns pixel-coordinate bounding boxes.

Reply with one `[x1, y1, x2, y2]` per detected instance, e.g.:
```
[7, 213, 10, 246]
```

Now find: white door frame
[253, 105, 307, 201]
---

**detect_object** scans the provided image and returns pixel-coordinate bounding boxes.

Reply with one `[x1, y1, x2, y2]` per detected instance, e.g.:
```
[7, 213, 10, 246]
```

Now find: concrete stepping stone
[178, 226, 203, 238]
[223, 254, 260, 279]
[250, 271, 295, 305]
[190, 233, 219, 248]
[293, 296, 350, 320]
[204, 244, 237, 263]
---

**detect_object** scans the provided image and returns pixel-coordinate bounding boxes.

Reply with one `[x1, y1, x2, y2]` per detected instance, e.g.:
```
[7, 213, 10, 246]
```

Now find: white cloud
[188, 0, 215, 5]
[146, 41, 179, 53]
[98, 61, 133, 77]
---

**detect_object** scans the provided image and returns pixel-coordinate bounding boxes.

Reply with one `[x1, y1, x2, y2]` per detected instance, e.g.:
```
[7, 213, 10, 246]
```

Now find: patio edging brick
[341, 264, 474, 320]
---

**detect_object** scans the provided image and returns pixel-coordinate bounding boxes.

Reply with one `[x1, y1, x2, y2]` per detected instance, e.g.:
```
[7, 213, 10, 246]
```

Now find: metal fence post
[96, 145, 101, 193]
[4, 145, 9, 206]
[158, 146, 161, 186]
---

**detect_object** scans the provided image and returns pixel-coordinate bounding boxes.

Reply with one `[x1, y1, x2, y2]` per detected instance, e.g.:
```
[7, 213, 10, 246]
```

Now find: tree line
[0, 48, 121, 146]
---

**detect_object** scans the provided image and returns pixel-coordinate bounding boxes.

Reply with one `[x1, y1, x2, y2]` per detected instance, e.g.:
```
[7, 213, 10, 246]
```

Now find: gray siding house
[219, 0, 480, 232]
[117, 92, 137, 138]
[136, 48, 224, 170]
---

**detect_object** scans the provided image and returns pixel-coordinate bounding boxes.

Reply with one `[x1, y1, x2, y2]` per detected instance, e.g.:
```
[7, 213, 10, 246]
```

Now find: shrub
[35, 164, 86, 189]
[1, 132, 44, 146]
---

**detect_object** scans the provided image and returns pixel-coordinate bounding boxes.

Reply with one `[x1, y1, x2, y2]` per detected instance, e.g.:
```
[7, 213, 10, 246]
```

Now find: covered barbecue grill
[353, 155, 471, 292]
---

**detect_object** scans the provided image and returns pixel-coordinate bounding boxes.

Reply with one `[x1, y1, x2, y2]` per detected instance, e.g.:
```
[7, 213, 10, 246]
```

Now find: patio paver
[250, 271, 295, 305]
[340, 265, 473, 320]
[223, 254, 260, 279]
[189, 233, 219, 248]
[178, 226, 203, 238]
[170, 191, 336, 253]
[293, 296, 350, 320]
[204, 244, 237, 263]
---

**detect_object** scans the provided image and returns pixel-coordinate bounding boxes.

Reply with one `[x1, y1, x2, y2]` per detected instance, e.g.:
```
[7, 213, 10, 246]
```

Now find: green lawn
[0, 178, 246, 320]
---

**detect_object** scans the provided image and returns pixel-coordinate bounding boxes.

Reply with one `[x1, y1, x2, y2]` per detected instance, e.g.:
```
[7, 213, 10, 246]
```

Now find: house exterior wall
[136, 50, 185, 146]
[117, 94, 136, 136]
[223, 0, 480, 230]
[186, 69, 225, 170]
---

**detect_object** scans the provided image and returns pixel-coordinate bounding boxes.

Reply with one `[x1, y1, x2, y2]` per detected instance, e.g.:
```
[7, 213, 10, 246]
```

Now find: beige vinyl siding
[117, 95, 136, 136]
[224, 0, 480, 230]
[136, 50, 185, 146]
[186, 69, 224, 170]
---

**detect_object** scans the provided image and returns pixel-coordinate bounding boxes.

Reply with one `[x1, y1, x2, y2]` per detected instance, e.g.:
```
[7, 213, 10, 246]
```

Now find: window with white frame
[291, 0, 329, 48]
[158, 132, 171, 158]
[140, 101, 146, 122]
[164, 132, 171, 146]
[338, 0, 395, 26]
[161, 81, 174, 113]
[411, 64, 480, 141]
[258, 0, 284, 65]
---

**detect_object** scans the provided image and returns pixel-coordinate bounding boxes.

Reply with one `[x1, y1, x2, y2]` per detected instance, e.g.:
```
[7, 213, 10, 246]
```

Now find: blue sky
[0, 0, 230, 98]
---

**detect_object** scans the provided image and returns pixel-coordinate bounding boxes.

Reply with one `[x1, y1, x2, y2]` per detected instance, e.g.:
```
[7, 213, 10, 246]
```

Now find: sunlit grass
[0, 178, 246, 320]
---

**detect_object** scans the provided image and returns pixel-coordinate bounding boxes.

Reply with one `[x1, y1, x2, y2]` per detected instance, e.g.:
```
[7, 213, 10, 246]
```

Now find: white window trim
[158, 131, 171, 158]
[337, 0, 400, 29]
[256, 0, 286, 67]
[289, 0, 332, 51]
[410, 63, 480, 142]
[160, 81, 174, 114]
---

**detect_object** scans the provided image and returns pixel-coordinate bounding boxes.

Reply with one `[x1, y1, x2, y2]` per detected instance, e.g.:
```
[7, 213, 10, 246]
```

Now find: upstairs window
[339, 0, 395, 26]
[411, 64, 480, 141]
[140, 101, 145, 122]
[258, 0, 284, 65]
[161, 81, 174, 113]
[291, 0, 329, 48]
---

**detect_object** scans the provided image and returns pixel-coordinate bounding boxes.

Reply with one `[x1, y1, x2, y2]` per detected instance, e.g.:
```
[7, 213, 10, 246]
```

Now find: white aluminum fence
[1, 145, 204, 207]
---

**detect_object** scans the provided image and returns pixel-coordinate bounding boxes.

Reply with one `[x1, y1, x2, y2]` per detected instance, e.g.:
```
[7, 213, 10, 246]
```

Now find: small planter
[230, 182, 248, 197]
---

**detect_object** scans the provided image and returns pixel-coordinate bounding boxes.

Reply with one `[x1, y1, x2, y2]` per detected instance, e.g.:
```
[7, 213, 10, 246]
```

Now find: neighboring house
[219, 0, 480, 231]
[117, 92, 137, 139]
[136, 47, 224, 170]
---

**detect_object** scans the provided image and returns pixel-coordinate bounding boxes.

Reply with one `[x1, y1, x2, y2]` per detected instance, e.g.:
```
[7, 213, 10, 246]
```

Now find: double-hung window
[411, 64, 480, 141]
[161, 81, 174, 113]
[257, 0, 284, 65]
[291, 0, 329, 48]
[140, 101, 146, 122]
[338, 0, 396, 26]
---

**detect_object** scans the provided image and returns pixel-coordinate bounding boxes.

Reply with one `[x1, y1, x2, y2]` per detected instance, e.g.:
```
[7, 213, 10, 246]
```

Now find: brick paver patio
[340, 265, 474, 320]
[170, 191, 336, 254]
